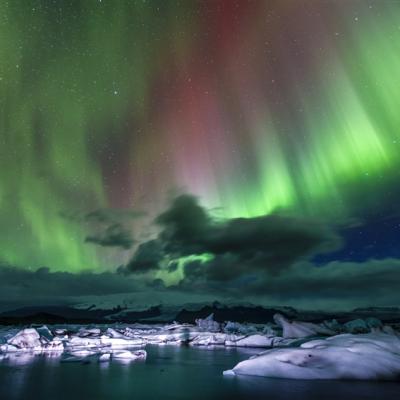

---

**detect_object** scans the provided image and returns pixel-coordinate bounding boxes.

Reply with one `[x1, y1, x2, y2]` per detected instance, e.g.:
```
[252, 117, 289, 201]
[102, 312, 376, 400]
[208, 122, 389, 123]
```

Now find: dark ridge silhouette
[0, 303, 399, 326]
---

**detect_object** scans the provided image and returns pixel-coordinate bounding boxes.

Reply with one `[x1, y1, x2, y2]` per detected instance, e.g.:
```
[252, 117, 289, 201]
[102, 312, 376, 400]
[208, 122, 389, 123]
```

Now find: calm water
[0, 345, 399, 400]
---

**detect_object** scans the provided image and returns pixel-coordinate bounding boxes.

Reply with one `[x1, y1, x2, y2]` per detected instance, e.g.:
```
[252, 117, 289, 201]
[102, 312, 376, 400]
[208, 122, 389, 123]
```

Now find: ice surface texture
[1, 312, 400, 379]
[225, 333, 400, 380]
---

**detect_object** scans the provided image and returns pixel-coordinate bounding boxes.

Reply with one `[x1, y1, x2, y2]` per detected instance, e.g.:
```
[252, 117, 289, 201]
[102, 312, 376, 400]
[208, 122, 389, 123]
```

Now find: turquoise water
[0, 345, 399, 400]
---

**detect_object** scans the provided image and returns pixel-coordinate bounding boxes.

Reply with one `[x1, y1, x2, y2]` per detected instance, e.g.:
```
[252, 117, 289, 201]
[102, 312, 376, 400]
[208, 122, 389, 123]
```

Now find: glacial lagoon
[1, 345, 400, 400]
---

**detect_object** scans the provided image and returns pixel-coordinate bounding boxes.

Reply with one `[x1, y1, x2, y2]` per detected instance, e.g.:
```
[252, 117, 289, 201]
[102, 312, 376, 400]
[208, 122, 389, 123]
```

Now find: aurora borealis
[1, 0, 400, 309]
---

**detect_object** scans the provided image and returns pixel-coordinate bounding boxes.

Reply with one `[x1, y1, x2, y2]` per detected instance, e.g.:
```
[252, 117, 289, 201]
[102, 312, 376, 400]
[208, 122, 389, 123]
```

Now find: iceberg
[0, 328, 64, 353]
[224, 332, 400, 380]
[195, 313, 221, 332]
[7, 328, 42, 350]
[100, 335, 145, 347]
[99, 353, 111, 362]
[78, 328, 102, 337]
[112, 349, 147, 360]
[1, 315, 399, 374]
[67, 336, 103, 348]
[226, 334, 275, 348]
[273, 313, 336, 338]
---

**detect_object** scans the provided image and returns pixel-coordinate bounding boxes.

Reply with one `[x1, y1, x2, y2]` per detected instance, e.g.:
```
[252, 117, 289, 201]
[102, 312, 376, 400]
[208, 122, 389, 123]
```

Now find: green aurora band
[0, 1, 399, 271]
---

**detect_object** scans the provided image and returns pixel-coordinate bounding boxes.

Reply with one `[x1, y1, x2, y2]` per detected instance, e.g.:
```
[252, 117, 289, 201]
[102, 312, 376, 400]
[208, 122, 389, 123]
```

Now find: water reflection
[1, 351, 64, 366]
[5, 352, 36, 366]
[0, 346, 399, 400]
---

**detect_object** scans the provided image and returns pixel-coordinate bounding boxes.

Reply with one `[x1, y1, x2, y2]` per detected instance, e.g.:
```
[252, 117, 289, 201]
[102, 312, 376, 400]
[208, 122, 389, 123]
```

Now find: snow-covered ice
[1, 328, 64, 353]
[195, 313, 221, 332]
[112, 349, 147, 360]
[1, 312, 399, 379]
[7, 328, 42, 349]
[273, 313, 336, 338]
[224, 332, 400, 380]
[99, 353, 111, 362]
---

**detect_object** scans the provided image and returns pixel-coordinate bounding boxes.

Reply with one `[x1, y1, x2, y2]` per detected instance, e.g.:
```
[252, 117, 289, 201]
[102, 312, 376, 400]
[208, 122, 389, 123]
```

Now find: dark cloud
[59, 194, 400, 310]
[153, 194, 341, 280]
[120, 194, 344, 306]
[261, 258, 400, 308]
[124, 240, 164, 274]
[1, 258, 399, 312]
[85, 223, 134, 249]
[156, 194, 210, 256]
[0, 265, 142, 311]
[173, 258, 400, 309]
[61, 207, 144, 250]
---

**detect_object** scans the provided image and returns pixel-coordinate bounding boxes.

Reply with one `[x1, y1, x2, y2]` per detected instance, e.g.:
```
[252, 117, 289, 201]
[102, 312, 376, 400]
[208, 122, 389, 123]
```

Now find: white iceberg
[99, 353, 111, 362]
[195, 314, 220, 332]
[43, 338, 64, 352]
[78, 328, 101, 337]
[112, 349, 147, 360]
[190, 332, 228, 346]
[224, 321, 258, 335]
[6, 328, 42, 350]
[67, 336, 103, 348]
[224, 333, 400, 380]
[106, 328, 126, 338]
[100, 335, 145, 347]
[273, 314, 335, 338]
[226, 334, 275, 348]
[0, 328, 64, 353]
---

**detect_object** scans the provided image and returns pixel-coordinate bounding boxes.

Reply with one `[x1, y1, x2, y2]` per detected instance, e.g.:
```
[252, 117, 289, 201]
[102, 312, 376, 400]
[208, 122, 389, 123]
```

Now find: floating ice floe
[100, 336, 145, 347]
[1, 312, 399, 373]
[226, 334, 274, 348]
[0, 328, 64, 353]
[112, 349, 147, 360]
[273, 313, 336, 338]
[99, 353, 111, 362]
[7, 328, 42, 349]
[224, 332, 400, 380]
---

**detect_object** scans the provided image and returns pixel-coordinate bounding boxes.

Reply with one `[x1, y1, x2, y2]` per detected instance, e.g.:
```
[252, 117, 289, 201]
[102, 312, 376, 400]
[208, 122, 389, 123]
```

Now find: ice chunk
[43, 338, 64, 352]
[100, 336, 145, 347]
[224, 322, 257, 335]
[273, 314, 335, 338]
[78, 328, 101, 337]
[36, 325, 53, 341]
[262, 324, 278, 336]
[225, 333, 400, 380]
[322, 319, 342, 333]
[223, 369, 235, 376]
[195, 314, 220, 332]
[227, 334, 274, 348]
[190, 333, 227, 346]
[344, 319, 369, 333]
[68, 349, 97, 357]
[7, 328, 42, 350]
[99, 353, 111, 362]
[67, 336, 103, 348]
[106, 328, 125, 338]
[0, 344, 19, 353]
[112, 349, 147, 360]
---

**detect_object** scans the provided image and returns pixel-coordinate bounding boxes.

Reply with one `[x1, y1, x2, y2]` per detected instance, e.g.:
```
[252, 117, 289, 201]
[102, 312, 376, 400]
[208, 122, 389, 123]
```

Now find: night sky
[1, 0, 400, 310]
